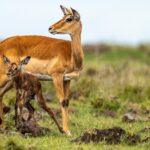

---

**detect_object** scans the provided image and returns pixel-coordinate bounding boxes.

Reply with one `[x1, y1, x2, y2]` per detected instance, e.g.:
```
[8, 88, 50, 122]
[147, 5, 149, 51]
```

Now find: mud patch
[17, 119, 51, 137]
[72, 127, 142, 145]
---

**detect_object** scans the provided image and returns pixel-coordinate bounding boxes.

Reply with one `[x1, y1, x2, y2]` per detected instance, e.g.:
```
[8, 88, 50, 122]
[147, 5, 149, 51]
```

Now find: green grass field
[1, 47, 150, 150]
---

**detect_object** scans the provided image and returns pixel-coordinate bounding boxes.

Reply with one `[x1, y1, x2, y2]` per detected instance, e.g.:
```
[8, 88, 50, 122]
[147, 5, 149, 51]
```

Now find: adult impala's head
[2, 55, 31, 78]
[49, 5, 82, 36]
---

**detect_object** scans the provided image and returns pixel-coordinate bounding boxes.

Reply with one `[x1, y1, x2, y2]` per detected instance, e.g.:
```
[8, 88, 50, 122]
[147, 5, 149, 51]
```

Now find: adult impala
[0, 5, 84, 135]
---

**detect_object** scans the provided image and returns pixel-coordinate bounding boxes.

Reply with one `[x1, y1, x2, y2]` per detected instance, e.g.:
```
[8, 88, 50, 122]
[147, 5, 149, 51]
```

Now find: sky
[0, 0, 150, 44]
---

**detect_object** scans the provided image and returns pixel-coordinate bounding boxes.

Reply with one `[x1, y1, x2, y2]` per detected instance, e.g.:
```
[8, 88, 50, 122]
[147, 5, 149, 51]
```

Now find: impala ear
[20, 56, 31, 66]
[2, 55, 10, 65]
[70, 7, 80, 21]
[60, 5, 71, 15]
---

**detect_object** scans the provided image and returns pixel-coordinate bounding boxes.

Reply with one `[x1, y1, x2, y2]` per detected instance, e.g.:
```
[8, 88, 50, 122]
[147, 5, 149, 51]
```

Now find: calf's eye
[66, 18, 73, 22]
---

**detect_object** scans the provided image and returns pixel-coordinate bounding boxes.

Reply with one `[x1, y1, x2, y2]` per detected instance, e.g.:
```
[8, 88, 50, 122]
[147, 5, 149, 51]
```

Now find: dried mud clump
[17, 119, 51, 137]
[72, 127, 126, 144]
[125, 134, 141, 145]
[72, 127, 142, 145]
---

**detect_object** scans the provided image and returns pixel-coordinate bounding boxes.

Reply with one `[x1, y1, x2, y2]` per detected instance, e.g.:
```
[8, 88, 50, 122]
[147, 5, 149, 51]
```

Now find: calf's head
[2, 55, 31, 78]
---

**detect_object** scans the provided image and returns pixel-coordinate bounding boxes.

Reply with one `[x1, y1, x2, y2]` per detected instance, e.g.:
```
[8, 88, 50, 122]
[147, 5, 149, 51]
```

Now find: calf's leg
[35, 86, 63, 133]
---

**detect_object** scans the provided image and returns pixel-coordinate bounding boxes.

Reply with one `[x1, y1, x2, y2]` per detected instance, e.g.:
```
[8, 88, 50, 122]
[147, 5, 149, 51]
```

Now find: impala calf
[0, 5, 84, 135]
[2, 55, 63, 133]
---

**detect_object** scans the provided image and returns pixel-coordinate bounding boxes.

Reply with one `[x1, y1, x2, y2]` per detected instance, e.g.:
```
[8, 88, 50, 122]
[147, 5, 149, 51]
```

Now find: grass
[1, 47, 150, 149]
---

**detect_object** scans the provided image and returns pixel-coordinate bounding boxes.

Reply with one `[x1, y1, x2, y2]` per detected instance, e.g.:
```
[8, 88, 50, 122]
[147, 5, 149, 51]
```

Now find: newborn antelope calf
[2, 55, 63, 133]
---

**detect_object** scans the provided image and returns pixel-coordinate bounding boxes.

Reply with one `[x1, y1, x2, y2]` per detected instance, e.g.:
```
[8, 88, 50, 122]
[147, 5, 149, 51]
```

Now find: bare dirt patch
[17, 118, 51, 137]
[72, 127, 150, 145]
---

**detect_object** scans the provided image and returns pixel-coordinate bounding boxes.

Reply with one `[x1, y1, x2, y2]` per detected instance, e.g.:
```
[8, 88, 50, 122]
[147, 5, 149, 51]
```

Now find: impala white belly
[22, 57, 58, 75]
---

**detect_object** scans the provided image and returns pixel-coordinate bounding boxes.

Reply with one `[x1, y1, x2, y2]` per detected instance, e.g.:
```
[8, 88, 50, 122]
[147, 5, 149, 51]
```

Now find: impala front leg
[52, 73, 71, 136]
[63, 80, 71, 135]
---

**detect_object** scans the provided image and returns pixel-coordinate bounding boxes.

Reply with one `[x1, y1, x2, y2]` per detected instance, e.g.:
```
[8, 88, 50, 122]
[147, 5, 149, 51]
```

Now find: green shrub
[118, 85, 147, 103]
[91, 95, 121, 112]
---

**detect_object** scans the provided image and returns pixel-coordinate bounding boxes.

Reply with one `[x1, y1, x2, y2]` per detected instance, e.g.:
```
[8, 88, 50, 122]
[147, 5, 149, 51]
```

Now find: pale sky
[0, 0, 150, 44]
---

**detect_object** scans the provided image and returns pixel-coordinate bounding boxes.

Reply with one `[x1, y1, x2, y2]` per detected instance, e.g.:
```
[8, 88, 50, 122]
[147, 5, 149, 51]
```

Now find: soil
[17, 119, 51, 137]
[72, 127, 144, 145]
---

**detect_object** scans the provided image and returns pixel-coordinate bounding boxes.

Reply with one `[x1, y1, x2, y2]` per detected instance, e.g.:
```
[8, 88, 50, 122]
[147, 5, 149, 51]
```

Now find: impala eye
[66, 18, 73, 23]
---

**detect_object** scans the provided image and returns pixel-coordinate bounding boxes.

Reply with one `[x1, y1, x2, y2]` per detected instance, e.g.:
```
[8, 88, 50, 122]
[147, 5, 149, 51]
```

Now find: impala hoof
[65, 130, 72, 136]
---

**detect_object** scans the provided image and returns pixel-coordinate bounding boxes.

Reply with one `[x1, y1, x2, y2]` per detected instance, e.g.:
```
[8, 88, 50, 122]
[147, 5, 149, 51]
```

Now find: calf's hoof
[0, 119, 5, 128]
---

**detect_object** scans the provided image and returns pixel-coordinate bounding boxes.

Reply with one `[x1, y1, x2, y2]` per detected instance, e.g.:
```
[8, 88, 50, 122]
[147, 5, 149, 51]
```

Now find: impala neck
[71, 32, 84, 71]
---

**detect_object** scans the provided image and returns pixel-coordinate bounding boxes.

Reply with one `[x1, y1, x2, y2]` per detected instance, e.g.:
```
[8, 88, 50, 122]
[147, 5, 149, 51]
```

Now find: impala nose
[49, 27, 57, 34]
[49, 27, 53, 31]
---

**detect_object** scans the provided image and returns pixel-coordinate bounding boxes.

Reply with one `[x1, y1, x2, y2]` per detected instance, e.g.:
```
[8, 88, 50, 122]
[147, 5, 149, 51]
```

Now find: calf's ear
[2, 55, 10, 65]
[20, 56, 31, 65]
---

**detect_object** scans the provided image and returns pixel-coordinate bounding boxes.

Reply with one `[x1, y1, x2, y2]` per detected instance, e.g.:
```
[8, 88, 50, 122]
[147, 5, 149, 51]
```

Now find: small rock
[122, 113, 139, 122]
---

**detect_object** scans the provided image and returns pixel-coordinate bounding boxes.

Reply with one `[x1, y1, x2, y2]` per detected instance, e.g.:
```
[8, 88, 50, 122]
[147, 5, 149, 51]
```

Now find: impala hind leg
[0, 80, 13, 128]
[25, 102, 35, 121]
[14, 98, 20, 126]
[52, 74, 71, 136]
[35, 86, 63, 133]
[15, 91, 24, 126]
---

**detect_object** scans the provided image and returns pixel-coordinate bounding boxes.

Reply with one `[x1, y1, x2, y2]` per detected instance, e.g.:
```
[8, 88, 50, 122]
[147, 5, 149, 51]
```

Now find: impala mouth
[50, 31, 58, 35]
[7, 74, 13, 78]
[49, 28, 58, 35]
[49, 28, 64, 35]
